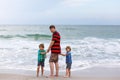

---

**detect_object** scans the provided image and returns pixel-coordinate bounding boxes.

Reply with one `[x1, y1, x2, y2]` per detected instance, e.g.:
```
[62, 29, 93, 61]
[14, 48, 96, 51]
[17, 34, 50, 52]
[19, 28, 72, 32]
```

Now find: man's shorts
[66, 63, 72, 69]
[38, 61, 45, 67]
[49, 53, 59, 63]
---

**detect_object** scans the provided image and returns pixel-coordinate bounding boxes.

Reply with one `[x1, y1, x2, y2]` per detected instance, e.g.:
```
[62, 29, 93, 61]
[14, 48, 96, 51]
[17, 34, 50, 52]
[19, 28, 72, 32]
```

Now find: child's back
[38, 50, 46, 62]
[37, 44, 46, 77]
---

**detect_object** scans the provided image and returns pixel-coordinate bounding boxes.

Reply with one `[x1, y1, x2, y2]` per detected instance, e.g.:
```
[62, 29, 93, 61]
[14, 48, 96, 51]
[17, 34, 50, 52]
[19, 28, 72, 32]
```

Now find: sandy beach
[0, 65, 120, 80]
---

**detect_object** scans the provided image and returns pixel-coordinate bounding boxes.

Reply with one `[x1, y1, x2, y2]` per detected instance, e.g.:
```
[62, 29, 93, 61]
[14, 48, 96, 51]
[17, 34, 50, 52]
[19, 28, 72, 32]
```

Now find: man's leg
[55, 62, 59, 77]
[49, 62, 54, 76]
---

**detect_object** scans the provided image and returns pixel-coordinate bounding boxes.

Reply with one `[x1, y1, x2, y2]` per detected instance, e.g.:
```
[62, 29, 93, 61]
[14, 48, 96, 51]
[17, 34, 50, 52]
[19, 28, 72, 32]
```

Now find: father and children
[36, 25, 72, 78]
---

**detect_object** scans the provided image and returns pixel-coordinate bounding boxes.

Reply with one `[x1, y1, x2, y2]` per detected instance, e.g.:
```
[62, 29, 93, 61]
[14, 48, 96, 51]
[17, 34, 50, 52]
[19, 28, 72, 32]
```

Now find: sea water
[0, 25, 120, 71]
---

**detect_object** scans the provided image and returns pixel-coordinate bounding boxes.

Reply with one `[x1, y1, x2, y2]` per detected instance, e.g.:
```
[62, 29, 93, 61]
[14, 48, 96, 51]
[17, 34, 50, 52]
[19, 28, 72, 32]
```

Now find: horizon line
[0, 24, 120, 26]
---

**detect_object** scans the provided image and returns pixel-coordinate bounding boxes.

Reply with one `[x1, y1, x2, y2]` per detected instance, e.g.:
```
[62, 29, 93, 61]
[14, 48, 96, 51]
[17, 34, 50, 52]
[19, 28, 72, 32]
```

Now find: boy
[37, 44, 46, 77]
[61, 46, 72, 78]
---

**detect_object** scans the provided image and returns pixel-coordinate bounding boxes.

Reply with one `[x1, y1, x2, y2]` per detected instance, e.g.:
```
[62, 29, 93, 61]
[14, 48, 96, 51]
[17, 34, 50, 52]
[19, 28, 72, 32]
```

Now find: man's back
[51, 31, 61, 54]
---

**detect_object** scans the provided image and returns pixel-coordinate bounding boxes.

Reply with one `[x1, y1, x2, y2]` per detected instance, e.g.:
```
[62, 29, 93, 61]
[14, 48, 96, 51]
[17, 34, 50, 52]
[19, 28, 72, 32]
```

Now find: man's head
[49, 25, 56, 33]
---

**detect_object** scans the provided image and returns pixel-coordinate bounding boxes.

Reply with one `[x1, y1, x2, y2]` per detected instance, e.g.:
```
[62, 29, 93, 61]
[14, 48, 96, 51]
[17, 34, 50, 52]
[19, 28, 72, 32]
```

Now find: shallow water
[0, 25, 120, 71]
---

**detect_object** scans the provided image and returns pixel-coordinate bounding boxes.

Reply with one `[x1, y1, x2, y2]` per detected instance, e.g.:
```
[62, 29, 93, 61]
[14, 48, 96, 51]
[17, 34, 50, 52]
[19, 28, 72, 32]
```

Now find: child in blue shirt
[37, 44, 46, 77]
[61, 46, 72, 78]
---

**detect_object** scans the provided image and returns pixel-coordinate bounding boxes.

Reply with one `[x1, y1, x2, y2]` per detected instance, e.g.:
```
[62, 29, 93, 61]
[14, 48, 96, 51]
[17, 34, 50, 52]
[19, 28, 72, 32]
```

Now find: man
[47, 25, 61, 77]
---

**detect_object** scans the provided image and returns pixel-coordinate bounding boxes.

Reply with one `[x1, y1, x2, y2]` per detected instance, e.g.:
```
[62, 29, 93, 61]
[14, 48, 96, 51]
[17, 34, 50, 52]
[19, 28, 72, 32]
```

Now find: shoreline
[0, 65, 120, 80]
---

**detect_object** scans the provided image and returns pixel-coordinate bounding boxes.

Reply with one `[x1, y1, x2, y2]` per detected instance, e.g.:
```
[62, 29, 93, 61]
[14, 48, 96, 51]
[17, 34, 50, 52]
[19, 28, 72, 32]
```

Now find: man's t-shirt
[66, 51, 72, 63]
[51, 31, 61, 54]
[38, 50, 46, 62]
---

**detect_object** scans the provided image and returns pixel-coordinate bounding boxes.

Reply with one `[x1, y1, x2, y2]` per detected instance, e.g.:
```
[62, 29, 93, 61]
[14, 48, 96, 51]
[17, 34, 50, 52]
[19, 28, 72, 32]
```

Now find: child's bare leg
[41, 67, 44, 76]
[65, 69, 67, 76]
[37, 66, 40, 77]
[69, 69, 71, 77]
[64, 68, 69, 78]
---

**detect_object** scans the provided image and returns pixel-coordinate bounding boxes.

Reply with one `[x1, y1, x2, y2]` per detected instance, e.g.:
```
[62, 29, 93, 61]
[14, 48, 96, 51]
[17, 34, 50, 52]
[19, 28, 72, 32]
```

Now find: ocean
[0, 25, 120, 71]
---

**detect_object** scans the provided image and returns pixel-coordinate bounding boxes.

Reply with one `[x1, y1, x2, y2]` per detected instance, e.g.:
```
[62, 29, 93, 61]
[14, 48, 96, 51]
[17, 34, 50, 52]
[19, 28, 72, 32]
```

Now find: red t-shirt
[51, 31, 61, 54]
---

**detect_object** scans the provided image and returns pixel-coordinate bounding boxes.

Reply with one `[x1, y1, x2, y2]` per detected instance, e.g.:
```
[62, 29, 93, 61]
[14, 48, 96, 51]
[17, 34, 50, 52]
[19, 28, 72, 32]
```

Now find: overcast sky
[0, 0, 120, 25]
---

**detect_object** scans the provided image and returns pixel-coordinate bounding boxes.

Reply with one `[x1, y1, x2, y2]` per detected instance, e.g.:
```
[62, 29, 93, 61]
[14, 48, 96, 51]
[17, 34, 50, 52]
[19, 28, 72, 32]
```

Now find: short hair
[39, 44, 44, 48]
[66, 46, 71, 51]
[49, 25, 55, 29]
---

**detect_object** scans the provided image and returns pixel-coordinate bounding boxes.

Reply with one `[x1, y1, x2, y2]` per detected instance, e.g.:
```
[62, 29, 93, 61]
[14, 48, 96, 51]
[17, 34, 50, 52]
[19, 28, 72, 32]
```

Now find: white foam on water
[0, 37, 120, 71]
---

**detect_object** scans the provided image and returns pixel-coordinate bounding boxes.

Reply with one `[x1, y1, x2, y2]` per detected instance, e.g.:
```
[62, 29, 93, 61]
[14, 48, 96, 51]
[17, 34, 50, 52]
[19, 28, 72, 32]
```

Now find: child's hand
[41, 52, 46, 54]
[46, 51, 49, 54]
[45, 55, 47, 58]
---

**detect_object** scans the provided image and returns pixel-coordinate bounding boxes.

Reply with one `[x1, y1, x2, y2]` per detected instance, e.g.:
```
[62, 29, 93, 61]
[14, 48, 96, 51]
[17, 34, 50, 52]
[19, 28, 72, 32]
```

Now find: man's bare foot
[64, 76, 69, 78]
[54, 75, 59, 77]
[46, 75, 54, 78]
[36, 75, 39, 77]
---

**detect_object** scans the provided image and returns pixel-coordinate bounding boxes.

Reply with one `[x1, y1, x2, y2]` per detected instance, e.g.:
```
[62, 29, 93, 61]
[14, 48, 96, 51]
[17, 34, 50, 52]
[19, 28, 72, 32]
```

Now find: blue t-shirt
[66, 51, 72, 63]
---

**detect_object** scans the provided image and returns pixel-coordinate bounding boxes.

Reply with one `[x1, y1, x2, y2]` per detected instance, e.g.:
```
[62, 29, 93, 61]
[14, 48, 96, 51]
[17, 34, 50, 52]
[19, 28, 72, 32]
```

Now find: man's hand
[47, 48, 50, 53]
[47, 41, 55, 53]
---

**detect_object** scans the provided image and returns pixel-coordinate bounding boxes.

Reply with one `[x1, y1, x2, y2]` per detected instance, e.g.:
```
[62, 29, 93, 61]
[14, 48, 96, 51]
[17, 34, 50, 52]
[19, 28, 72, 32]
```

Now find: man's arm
[47, 41, 55, 53]
[60, 53, 66, 56]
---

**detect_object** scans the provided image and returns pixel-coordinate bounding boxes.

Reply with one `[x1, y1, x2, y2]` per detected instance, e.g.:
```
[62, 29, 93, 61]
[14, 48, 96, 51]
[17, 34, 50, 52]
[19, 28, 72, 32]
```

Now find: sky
[0, 0, 120, 25]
